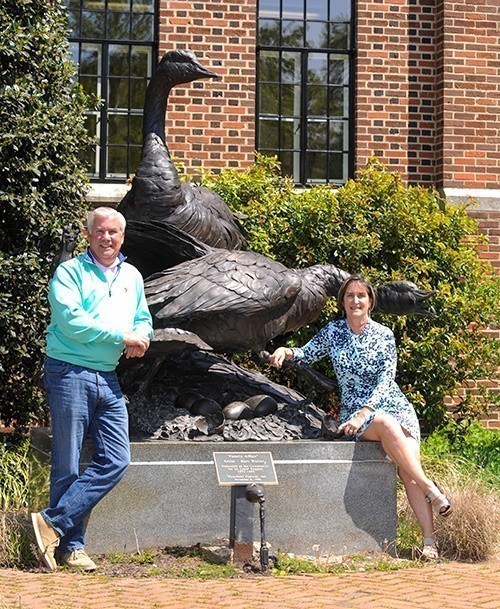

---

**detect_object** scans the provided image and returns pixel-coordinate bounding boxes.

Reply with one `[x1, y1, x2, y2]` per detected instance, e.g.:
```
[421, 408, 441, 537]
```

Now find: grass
[106, 549, 157, 565]
[101, 546, 418, 578]
[270, 550, 423, 576]
[395, 424, 499, 562]
[0, 435, 49, 568]
[397, 451, 499, 562]
[0, 437, 31, 510]
[0, 511, 37, 569]
[422, 422, 499, 485]
[0, 435, 49, 513]
[169, 563, 240, 580]
[102, 546, 241, 579]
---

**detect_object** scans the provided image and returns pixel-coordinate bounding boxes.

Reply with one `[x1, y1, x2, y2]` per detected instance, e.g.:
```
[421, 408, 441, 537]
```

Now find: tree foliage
[0, 0, 91, 427]
[203, 155, 500, 433]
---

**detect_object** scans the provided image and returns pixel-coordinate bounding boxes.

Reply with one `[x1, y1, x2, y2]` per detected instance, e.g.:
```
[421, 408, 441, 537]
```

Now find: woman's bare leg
[397, 451, 434, 539]
[360, 414, 443, 557]
[360, 413, 436, 496]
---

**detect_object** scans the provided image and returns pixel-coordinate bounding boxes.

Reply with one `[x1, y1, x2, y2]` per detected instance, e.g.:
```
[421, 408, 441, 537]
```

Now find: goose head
[155, 50, 219, 87]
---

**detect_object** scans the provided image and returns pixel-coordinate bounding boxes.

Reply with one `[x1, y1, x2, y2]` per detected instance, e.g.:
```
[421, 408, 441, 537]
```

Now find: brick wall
[157, 1, 257, 177]
[467, 209, 500, 430]
[157, 1, 500, 190]
[356, 0, 434, 184]
[356, 0, 500, 190]
[470, 210, 500, 273]
[436, 1, 500, 189]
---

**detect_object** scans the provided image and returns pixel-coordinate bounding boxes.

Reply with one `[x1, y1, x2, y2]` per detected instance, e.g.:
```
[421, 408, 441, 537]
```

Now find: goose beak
[195, 65, 220, 80]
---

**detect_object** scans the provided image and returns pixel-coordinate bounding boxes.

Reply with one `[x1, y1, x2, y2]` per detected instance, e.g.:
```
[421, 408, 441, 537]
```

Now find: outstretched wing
[122, 220, 212, 277]
[145, 250, 302, 322]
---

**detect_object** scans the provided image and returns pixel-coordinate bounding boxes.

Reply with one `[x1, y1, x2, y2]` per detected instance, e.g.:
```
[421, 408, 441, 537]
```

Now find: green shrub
[423, 422, 499, 484]
[203, 156, 500, 432]
[0, 435, 49, 568]
[0, 0, 92, 427]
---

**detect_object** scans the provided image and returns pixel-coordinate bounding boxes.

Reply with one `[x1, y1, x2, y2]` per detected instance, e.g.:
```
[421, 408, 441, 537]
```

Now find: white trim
[86, 183, 130, 205]
[442, 188, 500, 211]
[90, 458, 387, 466]
[444, 188, 500, 198]
[274, 459, 385, 464]
[129, 460, 213, 466]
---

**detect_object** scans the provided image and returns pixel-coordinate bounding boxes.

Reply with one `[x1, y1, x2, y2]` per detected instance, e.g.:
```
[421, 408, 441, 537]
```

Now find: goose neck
[142, 80, 174, 143]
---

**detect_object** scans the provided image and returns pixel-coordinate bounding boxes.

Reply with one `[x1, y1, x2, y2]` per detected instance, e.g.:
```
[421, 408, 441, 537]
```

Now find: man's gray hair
[87, 207, 127, 233]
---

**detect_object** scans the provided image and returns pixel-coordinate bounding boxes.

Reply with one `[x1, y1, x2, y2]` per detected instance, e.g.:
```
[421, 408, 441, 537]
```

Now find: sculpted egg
[223, 401, 254, 420]
[245, 395, 278, 417]
[175, 391, 203, 411]
[190, 398, 222, 416]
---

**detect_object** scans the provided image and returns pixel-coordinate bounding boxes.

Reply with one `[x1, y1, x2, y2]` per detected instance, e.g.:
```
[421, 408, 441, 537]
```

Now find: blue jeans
[42, 357, 130, 552]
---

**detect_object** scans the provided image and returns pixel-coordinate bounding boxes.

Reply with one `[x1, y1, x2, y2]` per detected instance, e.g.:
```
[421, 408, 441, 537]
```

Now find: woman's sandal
[418, 537, 440, 561]
[426, 484, 452, 517]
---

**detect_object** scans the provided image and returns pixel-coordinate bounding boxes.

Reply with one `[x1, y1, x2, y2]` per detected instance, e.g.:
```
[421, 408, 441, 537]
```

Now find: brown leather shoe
[31, 512, 60, 571]
[60, 548, 97, 572]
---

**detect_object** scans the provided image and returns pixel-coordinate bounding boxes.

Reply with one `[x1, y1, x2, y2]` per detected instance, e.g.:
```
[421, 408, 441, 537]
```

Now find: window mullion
[300, 50, 308, 185]
[257, 0, 354, 185]
[100, 43, 109, 181]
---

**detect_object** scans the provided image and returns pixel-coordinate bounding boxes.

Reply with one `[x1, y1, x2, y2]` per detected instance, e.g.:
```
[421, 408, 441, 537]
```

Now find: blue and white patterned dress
[291, 318, 420, 442]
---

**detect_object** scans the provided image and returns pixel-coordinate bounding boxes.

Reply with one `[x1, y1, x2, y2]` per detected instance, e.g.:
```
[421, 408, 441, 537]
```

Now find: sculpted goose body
[145, 245, 435, 353]
[117, 50, 246, 250]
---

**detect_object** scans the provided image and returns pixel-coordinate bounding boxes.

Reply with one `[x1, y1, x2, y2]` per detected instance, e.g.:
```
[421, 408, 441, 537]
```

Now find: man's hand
[123, 332, 150, 359]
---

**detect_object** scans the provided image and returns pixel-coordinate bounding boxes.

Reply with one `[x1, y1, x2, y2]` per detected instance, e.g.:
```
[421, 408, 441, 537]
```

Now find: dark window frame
[256, 0, 356, 186]
[64, 0, 159, 182]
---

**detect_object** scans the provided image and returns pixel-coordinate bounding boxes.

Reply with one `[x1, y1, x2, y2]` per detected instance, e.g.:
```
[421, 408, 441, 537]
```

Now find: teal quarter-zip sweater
[46, 249, 154, 371]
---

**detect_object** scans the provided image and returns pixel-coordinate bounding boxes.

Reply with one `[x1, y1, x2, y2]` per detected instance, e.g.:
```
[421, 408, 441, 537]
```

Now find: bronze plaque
[213, 452, 278, 486]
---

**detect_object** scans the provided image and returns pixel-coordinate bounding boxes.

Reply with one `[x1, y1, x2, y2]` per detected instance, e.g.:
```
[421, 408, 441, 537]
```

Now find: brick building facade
[85, 1, 499, 426]
[91, 1, 500, 209]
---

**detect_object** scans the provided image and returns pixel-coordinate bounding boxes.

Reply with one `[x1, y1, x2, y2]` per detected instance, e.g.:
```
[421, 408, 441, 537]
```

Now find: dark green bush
[0, 0, 91, 427]
[203, 156, 500, 433]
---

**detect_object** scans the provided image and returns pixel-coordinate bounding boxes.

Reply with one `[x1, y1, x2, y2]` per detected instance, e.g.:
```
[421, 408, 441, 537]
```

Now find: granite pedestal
[31, 429, 397, 557]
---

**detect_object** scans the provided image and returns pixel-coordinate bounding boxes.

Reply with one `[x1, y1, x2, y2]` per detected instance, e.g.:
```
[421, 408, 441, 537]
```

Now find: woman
[269, 274, 452, 560]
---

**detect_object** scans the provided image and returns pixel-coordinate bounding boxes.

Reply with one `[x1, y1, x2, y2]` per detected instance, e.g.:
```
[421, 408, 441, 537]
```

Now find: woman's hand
[268, 347, 292, 369]
[338, 412, 367, 436]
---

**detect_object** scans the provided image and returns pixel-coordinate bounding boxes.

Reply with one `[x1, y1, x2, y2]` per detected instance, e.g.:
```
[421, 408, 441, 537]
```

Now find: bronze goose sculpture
[144, 236, 436, 353]
[117, 50, 247, 251]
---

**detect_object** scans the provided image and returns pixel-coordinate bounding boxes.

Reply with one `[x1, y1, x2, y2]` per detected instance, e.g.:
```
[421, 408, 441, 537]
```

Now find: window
[63, 0, 157, 181]
[257, 0, 354, 185]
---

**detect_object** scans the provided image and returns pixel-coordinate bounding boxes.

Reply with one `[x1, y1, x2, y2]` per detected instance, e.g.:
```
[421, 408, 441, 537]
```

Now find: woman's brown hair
[337, 274, 377, 314]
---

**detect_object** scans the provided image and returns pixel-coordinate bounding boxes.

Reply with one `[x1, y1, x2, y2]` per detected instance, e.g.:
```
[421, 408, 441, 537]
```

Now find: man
[31, 207, 154, 572]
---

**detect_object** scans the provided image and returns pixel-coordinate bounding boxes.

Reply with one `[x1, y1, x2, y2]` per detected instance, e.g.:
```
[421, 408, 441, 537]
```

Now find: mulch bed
[81, 545, 267, 579]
